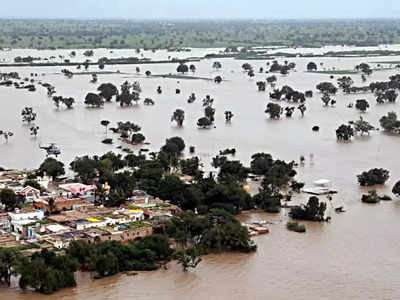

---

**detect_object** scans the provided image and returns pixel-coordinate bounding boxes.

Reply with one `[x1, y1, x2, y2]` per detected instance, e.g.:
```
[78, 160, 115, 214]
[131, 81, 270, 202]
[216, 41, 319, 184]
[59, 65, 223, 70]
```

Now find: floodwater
[1, 46, 400, 299]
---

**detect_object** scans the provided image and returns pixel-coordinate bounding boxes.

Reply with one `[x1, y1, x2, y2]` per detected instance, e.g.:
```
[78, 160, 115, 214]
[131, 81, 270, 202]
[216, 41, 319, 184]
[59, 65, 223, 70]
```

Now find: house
[33, 196, 89, 212]
[130, 190, 152, 204]
[18, 186, 40, 203]
[8, 208, 44, 221]
[59, 183, 96, 202]
[0, 213, 11, 231]
[8, 208, 45, 240]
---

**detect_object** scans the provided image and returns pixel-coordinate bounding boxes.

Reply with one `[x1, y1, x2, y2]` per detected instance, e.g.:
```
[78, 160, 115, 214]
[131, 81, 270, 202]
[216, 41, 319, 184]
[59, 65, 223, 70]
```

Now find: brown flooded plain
[1, 46, 400, 299]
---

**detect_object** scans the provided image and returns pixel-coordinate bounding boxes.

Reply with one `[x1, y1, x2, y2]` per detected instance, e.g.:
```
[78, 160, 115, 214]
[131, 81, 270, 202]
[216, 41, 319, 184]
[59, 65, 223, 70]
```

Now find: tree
[379, 112, 400, 133]
[256, 81, 266, 91]
[180, 157, 201, 177]
[177, 63, 189, 74]
[100, 120, 110, 135]
[39, 158, 65, 180]
[84, 93, 104, 107]
[214, 76, 222, 83]
[161, 137, 185, 155]
[62, 97, 75, 109]
[316, 82, 337, 94]
[0, 248, 20, 286]
[265, 103, 282, 119]
[321, 93, 332, 106]
[266, 75, 277, 84]
[0, 131, 13, 143]
[393, 181, 400, 196]
[0, 189, 17, 211]
[355, 99, 369, 112]
[189, 64, 196, 73]
[336, 124, 354, 141]
[97, 83, 118, 101]
[289, 196, 327, 221]
[253, 188, 282, 213]
[21, 107, 37, 123]
[355, 63, 372, 75]
[307, 62, 317, 71]
[337, 76, 354, 93]
[174, 247, 202, 272]
[131, 133, 145, 144]
[357, 168, 389, 186]
[250, 153, 273, 175]
[30, 126, 39, 137]
[117, 81, 140, 107]
[225, 111, 234, 122]
[204, 106, 215, 123]
[241, 63, 252, 72]
[298, 104, 306, 116]
[171, 109, 185, 127]
[212, 61, 222, 70]
[353, 117, 375, 135]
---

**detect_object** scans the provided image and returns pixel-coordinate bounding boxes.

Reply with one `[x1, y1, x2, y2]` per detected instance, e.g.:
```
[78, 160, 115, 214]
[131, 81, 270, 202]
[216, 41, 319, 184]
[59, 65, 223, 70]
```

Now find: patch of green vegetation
[9, 244, 40, 252]
[1, 19, 400, 49]
[287, 222, 306, 233]
[307, 70, 358, 75]
[151, 74, 214, 81]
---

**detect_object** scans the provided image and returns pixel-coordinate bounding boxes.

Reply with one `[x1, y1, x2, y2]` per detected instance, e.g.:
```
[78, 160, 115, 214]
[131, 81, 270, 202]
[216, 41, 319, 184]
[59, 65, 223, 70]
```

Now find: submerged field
[1, 45, 400, 299]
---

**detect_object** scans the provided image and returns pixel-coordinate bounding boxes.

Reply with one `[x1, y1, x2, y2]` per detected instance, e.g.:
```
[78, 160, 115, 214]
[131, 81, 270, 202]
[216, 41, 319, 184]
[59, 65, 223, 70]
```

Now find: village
[0, 169, 180, 252]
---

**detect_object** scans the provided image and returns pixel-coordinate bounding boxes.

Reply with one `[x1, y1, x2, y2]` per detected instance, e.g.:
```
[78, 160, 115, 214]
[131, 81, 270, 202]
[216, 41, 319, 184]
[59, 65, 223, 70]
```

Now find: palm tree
[101, 120, 110, 135]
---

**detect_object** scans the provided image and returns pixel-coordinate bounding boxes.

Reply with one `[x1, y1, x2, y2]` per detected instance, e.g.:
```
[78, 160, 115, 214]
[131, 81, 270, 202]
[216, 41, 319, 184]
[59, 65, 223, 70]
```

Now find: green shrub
[287, 222, 306, 233]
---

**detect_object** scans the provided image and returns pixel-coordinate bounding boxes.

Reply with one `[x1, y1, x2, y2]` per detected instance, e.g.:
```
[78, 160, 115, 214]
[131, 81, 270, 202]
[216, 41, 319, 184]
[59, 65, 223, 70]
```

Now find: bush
[287, 222, 306, 233]
[361, 190, 380, 203]
[379, 195, 392, 201]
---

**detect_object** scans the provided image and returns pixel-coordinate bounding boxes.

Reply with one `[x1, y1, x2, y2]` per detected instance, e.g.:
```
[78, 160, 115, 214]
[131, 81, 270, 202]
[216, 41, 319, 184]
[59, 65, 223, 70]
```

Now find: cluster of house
[0, 170, 180, 251]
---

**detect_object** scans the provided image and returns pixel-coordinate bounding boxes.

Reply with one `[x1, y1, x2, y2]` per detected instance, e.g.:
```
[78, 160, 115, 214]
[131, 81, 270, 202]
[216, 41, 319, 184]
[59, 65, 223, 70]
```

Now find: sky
[1, 0, 400, 19]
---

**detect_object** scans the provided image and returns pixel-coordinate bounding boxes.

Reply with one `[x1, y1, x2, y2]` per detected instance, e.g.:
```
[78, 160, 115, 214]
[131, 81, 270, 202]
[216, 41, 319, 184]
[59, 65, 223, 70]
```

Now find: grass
[287, 222, 306, 233]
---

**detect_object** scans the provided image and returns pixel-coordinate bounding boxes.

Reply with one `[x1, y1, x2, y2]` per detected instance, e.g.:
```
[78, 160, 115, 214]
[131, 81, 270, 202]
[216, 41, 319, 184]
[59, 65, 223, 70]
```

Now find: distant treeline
[1, 19, 400, 49]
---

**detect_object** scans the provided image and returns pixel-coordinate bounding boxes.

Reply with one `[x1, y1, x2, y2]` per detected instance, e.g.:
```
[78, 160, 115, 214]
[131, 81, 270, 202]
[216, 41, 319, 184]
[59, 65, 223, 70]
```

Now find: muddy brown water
[1, 46, 400, 299]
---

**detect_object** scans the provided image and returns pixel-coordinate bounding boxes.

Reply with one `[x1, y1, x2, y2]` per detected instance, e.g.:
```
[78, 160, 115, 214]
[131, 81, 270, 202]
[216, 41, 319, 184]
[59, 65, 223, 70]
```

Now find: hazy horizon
[1, 0, 399, 19]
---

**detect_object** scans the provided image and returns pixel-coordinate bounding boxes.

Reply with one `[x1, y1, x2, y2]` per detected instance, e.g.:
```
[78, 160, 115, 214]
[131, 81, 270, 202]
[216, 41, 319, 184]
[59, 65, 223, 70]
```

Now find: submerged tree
[379, 112, 400, 133]
[177, 63, 189, 74]
[355, 99, 369, 112]
[174, 247, 202, 272]
[289, 196, 327, 221]
[21, 107, 37, 123]
[357, 168, 389, 186]
[97, 83, 118, 102]
[100, 120, 110, 135]
[212, 61, 222, 70]
[84, 93, 104, 107]
[353, 117, 375, 135]
[336, 124, 354, 141]
[0, 131, 13, 143]
[30, 126, 39, 137]
[171, 109, 185, 127]
[265, 103, 282, 119]
[225, 111, 234, 122]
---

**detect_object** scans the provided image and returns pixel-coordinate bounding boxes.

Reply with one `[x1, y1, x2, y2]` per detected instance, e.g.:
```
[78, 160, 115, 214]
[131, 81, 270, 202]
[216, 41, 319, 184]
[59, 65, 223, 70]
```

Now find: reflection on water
[1, 47, 400, 299]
